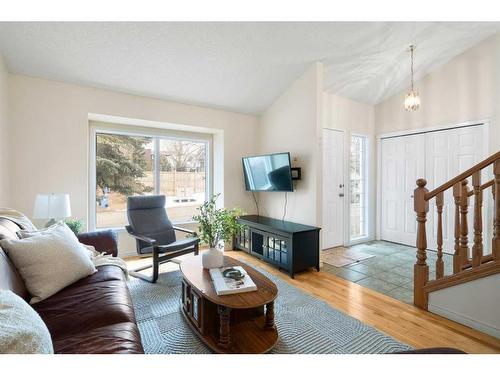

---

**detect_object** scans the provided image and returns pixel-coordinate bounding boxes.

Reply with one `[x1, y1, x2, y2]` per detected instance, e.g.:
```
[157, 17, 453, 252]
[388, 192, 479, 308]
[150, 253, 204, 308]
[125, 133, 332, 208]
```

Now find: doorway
[379, 123, 488, 252]
[322, 128, 345, 248]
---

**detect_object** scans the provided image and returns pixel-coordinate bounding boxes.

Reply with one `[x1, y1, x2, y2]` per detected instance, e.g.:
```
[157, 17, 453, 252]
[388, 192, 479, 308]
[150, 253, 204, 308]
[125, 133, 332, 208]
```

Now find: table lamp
[33, 193, 72, 227]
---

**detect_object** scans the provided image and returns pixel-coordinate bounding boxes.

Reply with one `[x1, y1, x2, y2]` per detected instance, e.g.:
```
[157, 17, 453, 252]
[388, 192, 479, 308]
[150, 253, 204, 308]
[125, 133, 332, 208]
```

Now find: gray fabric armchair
[126, 195, 200, 283]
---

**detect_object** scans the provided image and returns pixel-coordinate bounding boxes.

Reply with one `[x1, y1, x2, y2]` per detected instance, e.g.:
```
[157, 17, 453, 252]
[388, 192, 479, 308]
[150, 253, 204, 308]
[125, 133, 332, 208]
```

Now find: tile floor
[322, 241, 454, 304]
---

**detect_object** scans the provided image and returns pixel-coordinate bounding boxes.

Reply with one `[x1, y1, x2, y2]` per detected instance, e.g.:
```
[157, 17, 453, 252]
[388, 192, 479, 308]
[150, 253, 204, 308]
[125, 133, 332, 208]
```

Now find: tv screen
[242, 152, 293, 192]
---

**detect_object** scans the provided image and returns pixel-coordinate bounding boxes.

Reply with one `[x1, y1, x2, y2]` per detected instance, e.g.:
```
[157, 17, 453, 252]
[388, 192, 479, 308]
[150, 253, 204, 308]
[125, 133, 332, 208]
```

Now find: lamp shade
[33, 193, 72, 219]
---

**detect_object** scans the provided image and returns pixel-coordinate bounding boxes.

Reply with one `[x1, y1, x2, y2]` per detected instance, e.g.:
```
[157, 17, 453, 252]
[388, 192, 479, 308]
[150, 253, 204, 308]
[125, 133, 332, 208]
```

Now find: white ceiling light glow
[404, 45, 420, 112]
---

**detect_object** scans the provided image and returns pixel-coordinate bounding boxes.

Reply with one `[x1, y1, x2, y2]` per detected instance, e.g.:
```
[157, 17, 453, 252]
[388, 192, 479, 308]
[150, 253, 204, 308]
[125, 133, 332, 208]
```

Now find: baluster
[453, 182, 461, 273]
[494, 160, 500, 261]
[435, 191, 444, 278]
[472, 172, 483, 267]
[414, 178, 429, 309]
[459, 180, 470, 267]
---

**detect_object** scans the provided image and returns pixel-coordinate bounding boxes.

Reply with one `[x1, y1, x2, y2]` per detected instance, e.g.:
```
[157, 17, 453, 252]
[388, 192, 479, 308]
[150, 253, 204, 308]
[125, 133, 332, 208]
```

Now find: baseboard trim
[428, 303, 500, 339]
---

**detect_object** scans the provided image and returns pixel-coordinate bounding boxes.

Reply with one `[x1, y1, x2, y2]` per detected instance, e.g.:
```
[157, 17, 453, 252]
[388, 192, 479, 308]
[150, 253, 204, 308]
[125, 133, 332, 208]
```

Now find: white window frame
[89, 124, 212, 231]
[348, 134, 369, 244]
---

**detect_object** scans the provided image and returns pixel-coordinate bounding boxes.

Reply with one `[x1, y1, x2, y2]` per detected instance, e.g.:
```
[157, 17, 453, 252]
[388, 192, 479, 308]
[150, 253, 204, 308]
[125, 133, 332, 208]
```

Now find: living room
[1, 0, 500, 372]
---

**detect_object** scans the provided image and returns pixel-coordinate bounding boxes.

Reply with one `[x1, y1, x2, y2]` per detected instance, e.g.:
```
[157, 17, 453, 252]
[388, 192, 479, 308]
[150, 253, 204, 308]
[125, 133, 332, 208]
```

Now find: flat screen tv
[242, 152, 293, 192]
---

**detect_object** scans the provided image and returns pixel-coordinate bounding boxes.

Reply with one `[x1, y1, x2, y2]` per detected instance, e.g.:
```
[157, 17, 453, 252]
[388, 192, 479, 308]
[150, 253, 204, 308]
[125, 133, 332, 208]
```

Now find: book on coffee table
[209, 266, 257, 296]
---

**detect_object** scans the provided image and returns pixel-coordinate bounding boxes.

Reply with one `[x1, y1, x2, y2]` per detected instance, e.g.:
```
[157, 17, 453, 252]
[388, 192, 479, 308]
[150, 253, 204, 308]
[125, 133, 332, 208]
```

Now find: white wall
[323, 92, 376, 242]
[429, 273, 500, 338]
[257, 63, 324, 226]
[375, 33, 500, 153]
[7, 74, 259, 255]
[0, 55, 9, 206]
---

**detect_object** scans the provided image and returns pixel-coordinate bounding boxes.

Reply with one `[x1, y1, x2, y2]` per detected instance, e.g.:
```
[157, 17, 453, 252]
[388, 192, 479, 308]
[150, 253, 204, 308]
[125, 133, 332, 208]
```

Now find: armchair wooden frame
[126, 225, 200, 283]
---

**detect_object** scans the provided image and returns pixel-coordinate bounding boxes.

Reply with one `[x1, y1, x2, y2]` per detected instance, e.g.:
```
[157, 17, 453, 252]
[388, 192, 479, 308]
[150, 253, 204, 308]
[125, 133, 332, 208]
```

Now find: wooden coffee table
[179, 255, 278, 354]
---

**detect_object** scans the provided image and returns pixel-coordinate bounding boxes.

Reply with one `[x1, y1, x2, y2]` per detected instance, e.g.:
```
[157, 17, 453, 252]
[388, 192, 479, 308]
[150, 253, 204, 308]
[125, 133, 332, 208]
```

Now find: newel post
[414, 178, 429, 309]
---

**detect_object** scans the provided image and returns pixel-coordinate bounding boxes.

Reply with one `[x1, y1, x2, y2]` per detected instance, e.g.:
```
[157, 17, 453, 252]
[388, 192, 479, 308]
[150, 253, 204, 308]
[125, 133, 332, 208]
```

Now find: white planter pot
[202, 247, 224, 269]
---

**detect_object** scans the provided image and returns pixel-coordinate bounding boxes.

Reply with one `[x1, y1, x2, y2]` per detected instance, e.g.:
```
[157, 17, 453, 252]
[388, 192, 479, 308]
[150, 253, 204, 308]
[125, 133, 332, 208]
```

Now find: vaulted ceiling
[0, 22, 499, 114]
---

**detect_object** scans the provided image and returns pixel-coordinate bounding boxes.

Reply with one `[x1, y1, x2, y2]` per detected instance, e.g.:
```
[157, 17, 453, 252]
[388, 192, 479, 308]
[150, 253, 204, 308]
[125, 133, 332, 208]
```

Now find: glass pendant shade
[404, 90, 420, 111]
[404, 45, 420, 112]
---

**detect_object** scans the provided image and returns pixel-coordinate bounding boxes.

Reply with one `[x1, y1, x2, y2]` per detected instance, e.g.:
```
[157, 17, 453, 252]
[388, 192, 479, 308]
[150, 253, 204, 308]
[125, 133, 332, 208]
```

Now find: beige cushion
[0, 223, 97, 304]
[0, 290, 53, 353]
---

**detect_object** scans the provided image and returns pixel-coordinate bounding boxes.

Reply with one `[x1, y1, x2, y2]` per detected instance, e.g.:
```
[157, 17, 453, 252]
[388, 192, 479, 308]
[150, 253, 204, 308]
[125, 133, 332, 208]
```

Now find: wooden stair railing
[413, 151, 500, 309]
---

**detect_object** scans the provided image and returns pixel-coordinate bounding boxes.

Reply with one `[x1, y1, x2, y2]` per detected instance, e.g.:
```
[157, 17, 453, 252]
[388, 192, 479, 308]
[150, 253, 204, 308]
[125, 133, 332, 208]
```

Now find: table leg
[218, 305, 231, 348]
[264, 301, 275, 330]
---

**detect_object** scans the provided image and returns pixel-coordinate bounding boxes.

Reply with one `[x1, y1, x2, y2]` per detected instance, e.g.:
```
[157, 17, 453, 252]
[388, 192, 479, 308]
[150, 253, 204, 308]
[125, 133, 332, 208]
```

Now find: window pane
[350, 136, 367, 240]
[159, 139, 207, 222]
[96, 133, 154, 228]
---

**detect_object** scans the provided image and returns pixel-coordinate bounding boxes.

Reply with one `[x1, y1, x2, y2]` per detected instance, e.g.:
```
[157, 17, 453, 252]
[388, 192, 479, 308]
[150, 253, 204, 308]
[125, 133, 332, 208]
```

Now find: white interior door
[380, 124, 487, 250]
[322, 129, 345, 248]
[380, 134, 425, 246]
[425, 125, 487, 254]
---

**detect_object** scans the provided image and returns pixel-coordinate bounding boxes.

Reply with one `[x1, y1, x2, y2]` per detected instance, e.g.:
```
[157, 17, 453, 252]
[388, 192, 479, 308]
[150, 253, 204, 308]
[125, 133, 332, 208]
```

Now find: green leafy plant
[63, 218, 85, 235]
[192, 194, 243, 249]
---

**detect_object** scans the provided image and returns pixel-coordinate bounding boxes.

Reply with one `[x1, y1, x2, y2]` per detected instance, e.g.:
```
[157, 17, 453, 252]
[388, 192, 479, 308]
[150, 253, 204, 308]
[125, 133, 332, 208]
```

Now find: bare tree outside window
[95, 133, 208, 228]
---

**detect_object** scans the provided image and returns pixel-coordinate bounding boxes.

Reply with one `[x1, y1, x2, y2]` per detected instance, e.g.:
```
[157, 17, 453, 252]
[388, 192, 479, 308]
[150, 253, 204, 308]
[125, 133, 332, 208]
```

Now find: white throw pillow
[0, 290, 54, 353]
[18, 222, 96, 259]
[0, 223, 97, 304]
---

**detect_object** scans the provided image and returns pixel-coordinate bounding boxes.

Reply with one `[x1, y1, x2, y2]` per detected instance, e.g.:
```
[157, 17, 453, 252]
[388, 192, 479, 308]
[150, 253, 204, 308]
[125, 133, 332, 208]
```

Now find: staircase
[413, 151, 500, 335]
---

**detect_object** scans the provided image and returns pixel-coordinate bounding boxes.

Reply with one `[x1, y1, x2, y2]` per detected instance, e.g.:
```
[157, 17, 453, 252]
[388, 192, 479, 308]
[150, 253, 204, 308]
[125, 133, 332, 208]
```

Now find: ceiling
[0, 22, 499, 114]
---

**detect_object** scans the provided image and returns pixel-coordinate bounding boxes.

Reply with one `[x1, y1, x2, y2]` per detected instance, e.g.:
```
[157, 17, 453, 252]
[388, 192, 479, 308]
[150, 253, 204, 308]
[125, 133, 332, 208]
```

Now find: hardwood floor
[125, 250, 500, 353]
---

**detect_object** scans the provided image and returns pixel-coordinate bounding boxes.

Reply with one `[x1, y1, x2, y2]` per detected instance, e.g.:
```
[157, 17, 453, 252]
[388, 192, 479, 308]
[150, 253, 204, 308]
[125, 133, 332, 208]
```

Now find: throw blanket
[85, 245, 129, 280]
[0, 208, 37, 231]
[0, 209, 129, 279]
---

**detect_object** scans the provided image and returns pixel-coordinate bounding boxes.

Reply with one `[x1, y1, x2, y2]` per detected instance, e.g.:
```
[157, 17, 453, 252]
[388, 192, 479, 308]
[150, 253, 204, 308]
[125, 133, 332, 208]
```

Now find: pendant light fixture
[404, 45, 420, 112]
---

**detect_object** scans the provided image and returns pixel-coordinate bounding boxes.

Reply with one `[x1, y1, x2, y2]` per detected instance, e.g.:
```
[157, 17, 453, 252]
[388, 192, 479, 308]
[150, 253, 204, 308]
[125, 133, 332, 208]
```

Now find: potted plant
[63, 218, 85, 235]
[192, 194, 243, 269]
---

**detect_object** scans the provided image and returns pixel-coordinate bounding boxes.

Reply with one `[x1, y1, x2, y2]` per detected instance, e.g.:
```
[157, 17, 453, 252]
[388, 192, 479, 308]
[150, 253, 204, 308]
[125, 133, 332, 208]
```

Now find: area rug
[127, 263, 412, 354]
[321, 247, 374, 267]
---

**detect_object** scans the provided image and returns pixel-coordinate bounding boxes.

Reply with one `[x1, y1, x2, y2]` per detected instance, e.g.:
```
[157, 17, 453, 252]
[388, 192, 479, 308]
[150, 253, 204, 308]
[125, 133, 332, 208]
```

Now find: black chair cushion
[140, 237, 200, 255]
[127, 195, 176, 254]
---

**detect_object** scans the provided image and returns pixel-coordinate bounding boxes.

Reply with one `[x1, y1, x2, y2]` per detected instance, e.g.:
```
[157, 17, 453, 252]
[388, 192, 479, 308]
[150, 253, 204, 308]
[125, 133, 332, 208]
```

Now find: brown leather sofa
[0, 217, 144, 354]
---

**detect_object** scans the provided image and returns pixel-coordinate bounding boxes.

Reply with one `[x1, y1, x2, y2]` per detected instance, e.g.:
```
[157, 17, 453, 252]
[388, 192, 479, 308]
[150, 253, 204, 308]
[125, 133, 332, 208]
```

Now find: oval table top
[180, 255, 278, 309]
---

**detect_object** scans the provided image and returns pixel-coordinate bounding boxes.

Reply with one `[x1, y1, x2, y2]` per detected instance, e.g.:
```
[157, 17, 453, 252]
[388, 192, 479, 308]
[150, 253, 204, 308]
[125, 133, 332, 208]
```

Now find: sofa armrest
[77, 230, 118, 257]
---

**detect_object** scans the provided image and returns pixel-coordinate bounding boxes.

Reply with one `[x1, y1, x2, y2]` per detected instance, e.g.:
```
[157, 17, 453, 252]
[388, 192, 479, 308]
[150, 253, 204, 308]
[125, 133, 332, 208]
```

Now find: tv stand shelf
[234, 215, 320, 278]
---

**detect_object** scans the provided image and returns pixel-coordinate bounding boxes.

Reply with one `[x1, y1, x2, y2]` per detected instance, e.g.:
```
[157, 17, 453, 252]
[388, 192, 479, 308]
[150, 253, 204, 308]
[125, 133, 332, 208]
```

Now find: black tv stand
[233, 215, 321, 278]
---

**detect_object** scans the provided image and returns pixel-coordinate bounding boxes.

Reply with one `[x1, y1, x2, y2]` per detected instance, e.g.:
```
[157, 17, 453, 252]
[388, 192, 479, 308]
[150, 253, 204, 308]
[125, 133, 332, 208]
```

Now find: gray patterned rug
[127, 264, 412, 354]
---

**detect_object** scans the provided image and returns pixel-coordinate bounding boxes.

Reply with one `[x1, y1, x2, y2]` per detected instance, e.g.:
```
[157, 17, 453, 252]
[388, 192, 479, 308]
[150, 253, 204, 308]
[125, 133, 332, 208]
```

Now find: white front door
[380, 134, 425, 246]
[322, 129, 345, 248]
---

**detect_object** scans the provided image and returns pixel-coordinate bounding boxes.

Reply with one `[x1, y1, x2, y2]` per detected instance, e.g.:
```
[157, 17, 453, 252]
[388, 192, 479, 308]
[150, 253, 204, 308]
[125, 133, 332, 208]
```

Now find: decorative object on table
[126, 195, 200, 283]
[32, 193, 71, 227]
[192, 193, 243, 269]
[209, 265, 257, 295]
[404, 44, 420, 112]
[63, 218, 85, 235]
